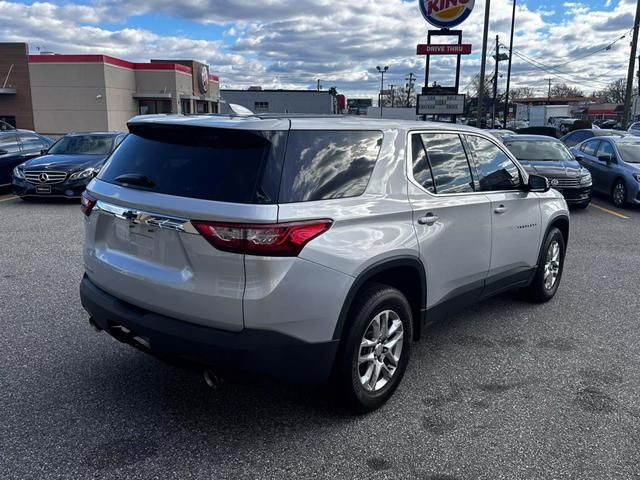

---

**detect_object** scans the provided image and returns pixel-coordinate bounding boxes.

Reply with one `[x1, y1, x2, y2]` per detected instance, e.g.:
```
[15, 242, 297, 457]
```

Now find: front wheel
[612, 180, 627, 208]
[334, 284, 412, 413]
[525, 227, 565, 303]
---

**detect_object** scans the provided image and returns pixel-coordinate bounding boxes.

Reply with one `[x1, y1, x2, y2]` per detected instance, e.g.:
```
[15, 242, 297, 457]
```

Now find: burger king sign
[419, 0, 475, 29]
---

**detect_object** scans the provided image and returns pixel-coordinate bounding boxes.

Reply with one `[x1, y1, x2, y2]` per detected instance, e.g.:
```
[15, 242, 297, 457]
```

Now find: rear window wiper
[114, 173, 155, 189]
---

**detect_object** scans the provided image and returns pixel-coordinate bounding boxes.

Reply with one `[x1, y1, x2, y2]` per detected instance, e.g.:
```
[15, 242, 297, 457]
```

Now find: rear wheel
[612, 180, 627, 208]
[525, 227, 565, 303]
[334, 284, 412, 413]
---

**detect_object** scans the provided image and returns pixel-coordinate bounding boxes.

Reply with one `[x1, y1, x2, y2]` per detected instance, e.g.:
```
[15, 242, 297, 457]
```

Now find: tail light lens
[191, 219, 333, 256]
[80, 191, 97, 217]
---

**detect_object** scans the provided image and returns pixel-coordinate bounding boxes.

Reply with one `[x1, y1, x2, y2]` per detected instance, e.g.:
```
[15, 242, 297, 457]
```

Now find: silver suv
[79, 115, 569, 412]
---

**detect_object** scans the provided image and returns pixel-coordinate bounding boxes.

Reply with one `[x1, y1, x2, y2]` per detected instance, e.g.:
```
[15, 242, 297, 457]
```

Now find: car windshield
[48, 135, 115, 155]
[617, 143, 640, 163]
[506, 140, 574, 162]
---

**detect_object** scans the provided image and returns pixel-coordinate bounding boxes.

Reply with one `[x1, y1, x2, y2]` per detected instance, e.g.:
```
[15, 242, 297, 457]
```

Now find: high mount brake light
[81, 191, 97, 217]
[191, 219, 333, 257]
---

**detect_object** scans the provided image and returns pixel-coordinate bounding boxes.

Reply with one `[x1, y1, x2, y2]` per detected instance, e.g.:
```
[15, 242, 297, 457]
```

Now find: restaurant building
[0, 43, 220, 136]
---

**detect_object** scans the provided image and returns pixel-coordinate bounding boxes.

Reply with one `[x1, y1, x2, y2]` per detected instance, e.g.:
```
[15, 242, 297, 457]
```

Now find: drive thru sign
[417, 94, 465, 115]
[416, 44, 472, 55]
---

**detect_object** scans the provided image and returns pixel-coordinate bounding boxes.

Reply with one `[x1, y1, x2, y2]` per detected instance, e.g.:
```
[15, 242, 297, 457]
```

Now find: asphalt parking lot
[1, 193, 639, 480]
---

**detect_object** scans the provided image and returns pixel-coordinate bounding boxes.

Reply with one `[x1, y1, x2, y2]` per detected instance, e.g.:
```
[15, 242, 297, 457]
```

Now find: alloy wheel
[613, 182, 626, 207]
[358, 310, 404, 392]
[544, 240, 561, 290]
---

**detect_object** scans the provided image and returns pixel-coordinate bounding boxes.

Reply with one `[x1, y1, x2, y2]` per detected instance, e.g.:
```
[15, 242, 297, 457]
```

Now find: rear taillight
[80, 191, 97, 217]
[191, 219, 332, 256]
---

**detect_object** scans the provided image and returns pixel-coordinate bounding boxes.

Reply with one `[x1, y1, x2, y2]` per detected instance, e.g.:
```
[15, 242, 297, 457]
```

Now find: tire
[334, 283, 412, 413]
[525, 227, 565, 303]
[611, 180, 627, 208]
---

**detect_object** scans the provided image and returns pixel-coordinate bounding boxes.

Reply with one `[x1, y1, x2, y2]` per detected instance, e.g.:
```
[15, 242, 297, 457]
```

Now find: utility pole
[477, 0, 491, 128]
[492, 35, 499, 128]
[547, 78, 552, 105]
[503, 0, 517, 129]
[623, 2, 640, 128]
[406, 72, 416, 107]
[317, 79, 321, 91]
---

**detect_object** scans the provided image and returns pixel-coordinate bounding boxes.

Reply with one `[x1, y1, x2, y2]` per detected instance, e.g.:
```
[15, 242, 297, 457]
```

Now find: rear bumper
[79, 274, 339, 384]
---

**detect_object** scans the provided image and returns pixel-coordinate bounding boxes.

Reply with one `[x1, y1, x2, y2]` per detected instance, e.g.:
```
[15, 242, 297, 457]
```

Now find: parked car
[504, 135, 592, 209]
[12, 132, 126, 198]
[0, 130, 53, 188]
[559, 128, 627, 147]
[627, 121, 640, 137]
[488, 129, 516, 142]
[594, 119, 619, 129]
[570, 136, 640, 208]
[79, 115, 569, 412]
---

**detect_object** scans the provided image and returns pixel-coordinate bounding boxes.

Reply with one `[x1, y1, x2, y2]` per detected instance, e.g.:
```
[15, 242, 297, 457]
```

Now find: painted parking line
[0, 195, 18, 202]
[589, 202, 630, 220]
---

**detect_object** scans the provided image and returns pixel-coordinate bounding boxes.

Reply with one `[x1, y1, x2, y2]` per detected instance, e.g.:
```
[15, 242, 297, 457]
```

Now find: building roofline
[28, 54, 194, 74]
[221, 89, 331, 93]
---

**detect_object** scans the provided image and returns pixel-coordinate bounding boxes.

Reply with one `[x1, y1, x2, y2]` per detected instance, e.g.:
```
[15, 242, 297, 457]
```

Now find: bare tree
[509, 86, 536, 99]
[381, 84, 416, 108]
[550, 83, 584, 98]
[468, 74, 491, 99]
[594, 79, 627, 103]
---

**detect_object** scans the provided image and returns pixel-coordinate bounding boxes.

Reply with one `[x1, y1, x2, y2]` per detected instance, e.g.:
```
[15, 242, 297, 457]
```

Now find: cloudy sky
[0, 0, 637, 99]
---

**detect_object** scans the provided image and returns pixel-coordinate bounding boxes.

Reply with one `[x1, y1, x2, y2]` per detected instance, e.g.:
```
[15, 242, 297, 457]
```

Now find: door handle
[418, 213, 439, 225]
[494, 205, 507, 214]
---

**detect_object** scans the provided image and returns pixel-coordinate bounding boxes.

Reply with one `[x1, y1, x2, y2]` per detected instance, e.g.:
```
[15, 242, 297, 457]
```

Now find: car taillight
[80, 191, 97, 217]
[191, 219, 333, 256]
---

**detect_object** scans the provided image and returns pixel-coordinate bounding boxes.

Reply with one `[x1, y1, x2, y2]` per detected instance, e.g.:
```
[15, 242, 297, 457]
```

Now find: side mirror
[598, 154, 613, 164]
[574, 154, 584, 162]
[40, 148, 48, 155]
[527, 174, 550, 193]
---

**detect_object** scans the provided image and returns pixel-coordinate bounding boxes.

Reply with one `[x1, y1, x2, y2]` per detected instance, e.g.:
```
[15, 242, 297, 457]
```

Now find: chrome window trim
[405, 129, 529, 198]
[94, 200, 199, 234]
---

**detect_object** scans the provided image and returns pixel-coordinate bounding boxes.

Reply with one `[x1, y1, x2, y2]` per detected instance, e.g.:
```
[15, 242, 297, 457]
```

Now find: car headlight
[580, 171, 592, 186]
[69, 167, 99, 180]
[12, 165, 25, 180]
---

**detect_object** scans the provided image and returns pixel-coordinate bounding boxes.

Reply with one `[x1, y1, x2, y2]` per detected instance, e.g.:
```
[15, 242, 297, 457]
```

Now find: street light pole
[376, 65, 389, 118]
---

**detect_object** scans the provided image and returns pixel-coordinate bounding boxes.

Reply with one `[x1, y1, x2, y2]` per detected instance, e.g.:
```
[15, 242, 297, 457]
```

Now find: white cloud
[0, 0, 636, 100]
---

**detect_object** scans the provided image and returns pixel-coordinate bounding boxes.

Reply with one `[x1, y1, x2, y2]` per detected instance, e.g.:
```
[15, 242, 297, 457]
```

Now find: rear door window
[99, 124, 287, 204]
[278, 130, 382, 202]
[410, 134, 435, 193]
[420, 133, 474, 194]
[18, 133, 47, 152]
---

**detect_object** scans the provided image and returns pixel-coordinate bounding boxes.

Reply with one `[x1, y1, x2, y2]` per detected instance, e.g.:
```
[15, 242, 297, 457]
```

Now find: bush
[515, 126, 558, 138]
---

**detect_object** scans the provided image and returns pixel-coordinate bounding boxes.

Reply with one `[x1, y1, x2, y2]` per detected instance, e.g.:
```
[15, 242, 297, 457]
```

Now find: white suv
[79, 114, 569, 412]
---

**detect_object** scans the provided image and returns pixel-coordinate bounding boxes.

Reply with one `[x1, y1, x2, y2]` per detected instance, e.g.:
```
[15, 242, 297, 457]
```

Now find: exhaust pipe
[88, 317, 102, 332]
[203, 369, 224, 390]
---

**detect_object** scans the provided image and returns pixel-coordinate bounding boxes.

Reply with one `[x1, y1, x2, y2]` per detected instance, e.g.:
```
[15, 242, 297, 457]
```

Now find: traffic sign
[417, 94, 465, 115]
[417, 44, 472, 55]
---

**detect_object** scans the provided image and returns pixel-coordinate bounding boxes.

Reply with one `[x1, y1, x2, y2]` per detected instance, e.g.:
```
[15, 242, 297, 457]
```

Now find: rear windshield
[99, 124, 287, 204]
[506, 140, 573, 162]
[99, 125, 382, 204]
[49, 135, 116, 155]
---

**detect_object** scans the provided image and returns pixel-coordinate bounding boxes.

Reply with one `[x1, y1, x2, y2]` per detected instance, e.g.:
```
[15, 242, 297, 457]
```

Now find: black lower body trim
[80, 275, 338, 384]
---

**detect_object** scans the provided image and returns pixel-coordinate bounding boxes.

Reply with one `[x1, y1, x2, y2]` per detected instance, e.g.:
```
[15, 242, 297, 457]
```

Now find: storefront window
[138, 100, 172, 115]
[196, 101, 209, 114]
[181, 99, 191, 114]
